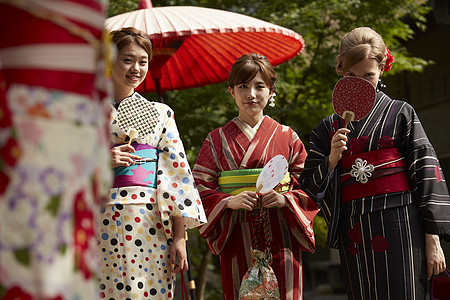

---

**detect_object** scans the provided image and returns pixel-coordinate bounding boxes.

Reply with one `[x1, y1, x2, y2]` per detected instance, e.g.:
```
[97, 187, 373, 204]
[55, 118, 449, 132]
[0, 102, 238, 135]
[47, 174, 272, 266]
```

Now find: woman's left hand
[170, 235, 188, 273]
[425, 233, 446, 280]
[260, 189, 287, 208]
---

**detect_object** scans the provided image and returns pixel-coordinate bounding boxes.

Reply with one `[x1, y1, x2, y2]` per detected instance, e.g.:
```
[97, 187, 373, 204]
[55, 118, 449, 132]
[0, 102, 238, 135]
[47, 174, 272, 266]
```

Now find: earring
[377, 78, 386, 90]
[268, 92, 276, 107]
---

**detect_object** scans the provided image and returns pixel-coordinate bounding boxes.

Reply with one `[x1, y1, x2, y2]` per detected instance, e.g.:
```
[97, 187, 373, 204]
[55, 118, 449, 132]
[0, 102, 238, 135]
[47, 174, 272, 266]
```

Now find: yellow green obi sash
[218, 168, 291, 195]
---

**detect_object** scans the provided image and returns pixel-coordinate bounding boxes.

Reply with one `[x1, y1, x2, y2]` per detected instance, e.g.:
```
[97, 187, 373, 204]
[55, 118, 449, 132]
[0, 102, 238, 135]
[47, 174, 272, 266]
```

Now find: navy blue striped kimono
[300, 91, 450, 299]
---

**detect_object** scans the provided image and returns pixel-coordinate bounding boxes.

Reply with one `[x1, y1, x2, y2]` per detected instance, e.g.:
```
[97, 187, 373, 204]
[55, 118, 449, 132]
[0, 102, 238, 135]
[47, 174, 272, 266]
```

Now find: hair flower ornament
[268, 92, 276, 107]
[384, 48, 394, 73]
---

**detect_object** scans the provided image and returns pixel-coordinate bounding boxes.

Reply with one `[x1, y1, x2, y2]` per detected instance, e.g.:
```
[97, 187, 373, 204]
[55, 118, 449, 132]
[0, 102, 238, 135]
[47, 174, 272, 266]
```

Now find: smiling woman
[112, 43, 149, 100]
[228, 72, 271, 127]
[98, 27, 206, 300]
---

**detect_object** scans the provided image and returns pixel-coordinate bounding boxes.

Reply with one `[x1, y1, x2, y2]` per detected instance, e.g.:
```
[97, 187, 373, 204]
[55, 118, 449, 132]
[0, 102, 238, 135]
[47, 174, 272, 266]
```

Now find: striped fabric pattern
[193, 116, 318, 300]
[0, 0, 106, 96]
[218, 168, 291, 196]
[299, 91, 450, 298]
[218, 168, 262, 195]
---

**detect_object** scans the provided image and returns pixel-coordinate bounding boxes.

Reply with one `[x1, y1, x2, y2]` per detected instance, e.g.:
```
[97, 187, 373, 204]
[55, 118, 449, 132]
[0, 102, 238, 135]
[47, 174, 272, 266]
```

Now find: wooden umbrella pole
[138, 0, 153, 9]
[155, 78, 164, 103]
[185, 231, 197, 300]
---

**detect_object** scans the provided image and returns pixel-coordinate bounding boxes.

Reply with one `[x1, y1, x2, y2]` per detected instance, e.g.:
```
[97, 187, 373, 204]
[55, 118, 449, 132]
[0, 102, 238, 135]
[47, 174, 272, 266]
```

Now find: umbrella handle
[185, 231, 197, 300]
[154, 78, 164, 103]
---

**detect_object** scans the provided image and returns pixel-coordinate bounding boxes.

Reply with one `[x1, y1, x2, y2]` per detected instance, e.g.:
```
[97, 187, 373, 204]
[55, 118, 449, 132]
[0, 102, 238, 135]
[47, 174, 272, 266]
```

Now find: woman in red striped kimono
[193, 53, 318, 300]
[299, 27, 449, 299]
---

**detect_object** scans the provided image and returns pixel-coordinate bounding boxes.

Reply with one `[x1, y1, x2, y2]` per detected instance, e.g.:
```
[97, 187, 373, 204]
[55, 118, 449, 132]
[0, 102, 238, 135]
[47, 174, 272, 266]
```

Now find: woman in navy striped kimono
[299, 27, 449, 299]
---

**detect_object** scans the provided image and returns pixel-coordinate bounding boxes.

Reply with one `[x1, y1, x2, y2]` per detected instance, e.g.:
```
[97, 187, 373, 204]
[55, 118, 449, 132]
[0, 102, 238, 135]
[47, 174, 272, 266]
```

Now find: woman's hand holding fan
[256, 155, 289, 208]
[111, 95, 159, 167]
[239, 155, 287, 299]
[328, 77, 376, 171]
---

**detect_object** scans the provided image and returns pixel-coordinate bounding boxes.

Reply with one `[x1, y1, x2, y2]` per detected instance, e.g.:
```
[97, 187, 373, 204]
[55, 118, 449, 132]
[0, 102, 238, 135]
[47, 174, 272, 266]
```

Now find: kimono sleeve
[299, 117, 336, 208]
[400, 104, 450, 239]
[299, 117, 343, 248]
[192, 132, 237, 255]
[280, 129, 319, 252]
[155, 105, 207, 230]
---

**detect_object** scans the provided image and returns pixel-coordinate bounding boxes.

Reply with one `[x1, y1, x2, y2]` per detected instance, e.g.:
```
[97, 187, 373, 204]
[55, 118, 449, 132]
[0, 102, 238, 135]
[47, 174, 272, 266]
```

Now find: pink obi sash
[340, 148, 411, 202]
[113, 143, 158, 188]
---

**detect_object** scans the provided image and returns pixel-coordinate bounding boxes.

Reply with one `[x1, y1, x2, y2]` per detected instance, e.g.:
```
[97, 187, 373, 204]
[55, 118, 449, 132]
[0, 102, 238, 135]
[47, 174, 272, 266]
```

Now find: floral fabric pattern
[347, 222, 389, 256]
[0, 84, 111, 298]
[0, 1, 110, 298]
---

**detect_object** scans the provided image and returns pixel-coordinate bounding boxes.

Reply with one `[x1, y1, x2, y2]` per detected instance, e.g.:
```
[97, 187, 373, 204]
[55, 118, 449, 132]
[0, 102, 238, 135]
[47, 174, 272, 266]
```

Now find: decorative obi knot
[113, 143, 158, 188]
[218, 168, 290, 196]
[350, 158, 374, 184]
[340, 148, 411, 202]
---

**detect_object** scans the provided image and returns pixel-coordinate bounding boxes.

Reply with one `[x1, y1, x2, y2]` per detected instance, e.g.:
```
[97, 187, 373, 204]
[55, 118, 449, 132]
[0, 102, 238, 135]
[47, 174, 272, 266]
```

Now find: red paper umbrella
[105, 0, 304, 100]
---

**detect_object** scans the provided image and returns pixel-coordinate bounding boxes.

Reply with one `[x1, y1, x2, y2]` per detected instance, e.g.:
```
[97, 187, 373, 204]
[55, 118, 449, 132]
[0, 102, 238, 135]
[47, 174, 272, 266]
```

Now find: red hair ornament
[384, 48, 394, 73]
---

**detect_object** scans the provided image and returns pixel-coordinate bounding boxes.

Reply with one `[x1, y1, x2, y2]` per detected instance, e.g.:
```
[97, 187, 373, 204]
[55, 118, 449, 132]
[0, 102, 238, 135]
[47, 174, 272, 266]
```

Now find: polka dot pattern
[101, 94, 207, 299]
[99, 202, 175, 299]
[109, 95, 206, 229]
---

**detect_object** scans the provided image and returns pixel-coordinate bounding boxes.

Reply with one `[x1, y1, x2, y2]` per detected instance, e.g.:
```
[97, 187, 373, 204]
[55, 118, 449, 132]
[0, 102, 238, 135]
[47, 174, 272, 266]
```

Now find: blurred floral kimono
[0, 0, 111, 299]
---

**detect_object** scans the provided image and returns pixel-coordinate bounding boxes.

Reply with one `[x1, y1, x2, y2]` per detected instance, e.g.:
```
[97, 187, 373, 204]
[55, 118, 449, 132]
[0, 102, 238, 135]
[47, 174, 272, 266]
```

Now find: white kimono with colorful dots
[98, 93, 206, 299]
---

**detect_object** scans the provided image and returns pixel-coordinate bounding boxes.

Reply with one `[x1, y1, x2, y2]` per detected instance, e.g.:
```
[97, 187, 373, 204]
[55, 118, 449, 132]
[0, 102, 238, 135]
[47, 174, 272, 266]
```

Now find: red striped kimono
[299, 92, 450, 299]
[193, 116, 318, 300]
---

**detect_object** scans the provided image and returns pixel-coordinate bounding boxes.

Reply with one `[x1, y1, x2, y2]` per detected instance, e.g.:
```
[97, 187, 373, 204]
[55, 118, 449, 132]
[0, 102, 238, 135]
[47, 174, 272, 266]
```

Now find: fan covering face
[332, 76, 376, 126]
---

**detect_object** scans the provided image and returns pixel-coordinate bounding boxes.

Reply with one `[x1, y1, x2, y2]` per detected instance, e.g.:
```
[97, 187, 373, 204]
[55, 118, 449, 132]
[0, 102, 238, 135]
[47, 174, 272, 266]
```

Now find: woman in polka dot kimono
[98, 27, 207, 300]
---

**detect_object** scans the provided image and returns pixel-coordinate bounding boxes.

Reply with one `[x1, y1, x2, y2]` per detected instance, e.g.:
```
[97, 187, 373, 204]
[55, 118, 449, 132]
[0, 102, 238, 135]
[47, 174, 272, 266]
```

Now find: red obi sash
[340, 148, 411, 202]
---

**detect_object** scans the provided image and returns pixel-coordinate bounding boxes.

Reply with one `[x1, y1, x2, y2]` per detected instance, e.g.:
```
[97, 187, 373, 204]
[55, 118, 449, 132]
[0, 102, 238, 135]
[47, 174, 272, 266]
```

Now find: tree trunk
[196, 250, 212, 300]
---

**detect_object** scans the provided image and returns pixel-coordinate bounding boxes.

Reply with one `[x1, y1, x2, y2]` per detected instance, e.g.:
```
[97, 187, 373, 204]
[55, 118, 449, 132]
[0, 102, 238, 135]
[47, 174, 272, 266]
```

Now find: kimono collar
[236, 116, 265, 138]
[112, 92, 140, 110]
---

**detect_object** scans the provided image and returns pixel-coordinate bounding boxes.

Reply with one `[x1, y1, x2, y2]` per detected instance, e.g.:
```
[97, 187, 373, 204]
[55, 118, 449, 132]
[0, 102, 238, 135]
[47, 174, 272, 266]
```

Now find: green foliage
[313, 215, 328, 248]
[107, 0, 138, 16]
[186, 229, 224, 298]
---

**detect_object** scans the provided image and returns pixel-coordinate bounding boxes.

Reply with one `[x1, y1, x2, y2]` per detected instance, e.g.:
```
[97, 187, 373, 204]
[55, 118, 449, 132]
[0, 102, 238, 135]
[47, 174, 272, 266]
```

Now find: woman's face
[344, 57, 383, 88]
[112, 42, 149, 98]
[228, 71, 272, 122]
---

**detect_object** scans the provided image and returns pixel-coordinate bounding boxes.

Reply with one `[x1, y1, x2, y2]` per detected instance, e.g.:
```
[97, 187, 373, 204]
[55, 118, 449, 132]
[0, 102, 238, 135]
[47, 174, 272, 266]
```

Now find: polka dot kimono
[98, 93, 206, 300]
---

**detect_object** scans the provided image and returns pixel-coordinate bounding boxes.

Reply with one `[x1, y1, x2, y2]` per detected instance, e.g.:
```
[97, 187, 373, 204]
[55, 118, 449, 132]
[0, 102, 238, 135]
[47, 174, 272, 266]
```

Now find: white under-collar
[237, 116, 264, 138]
